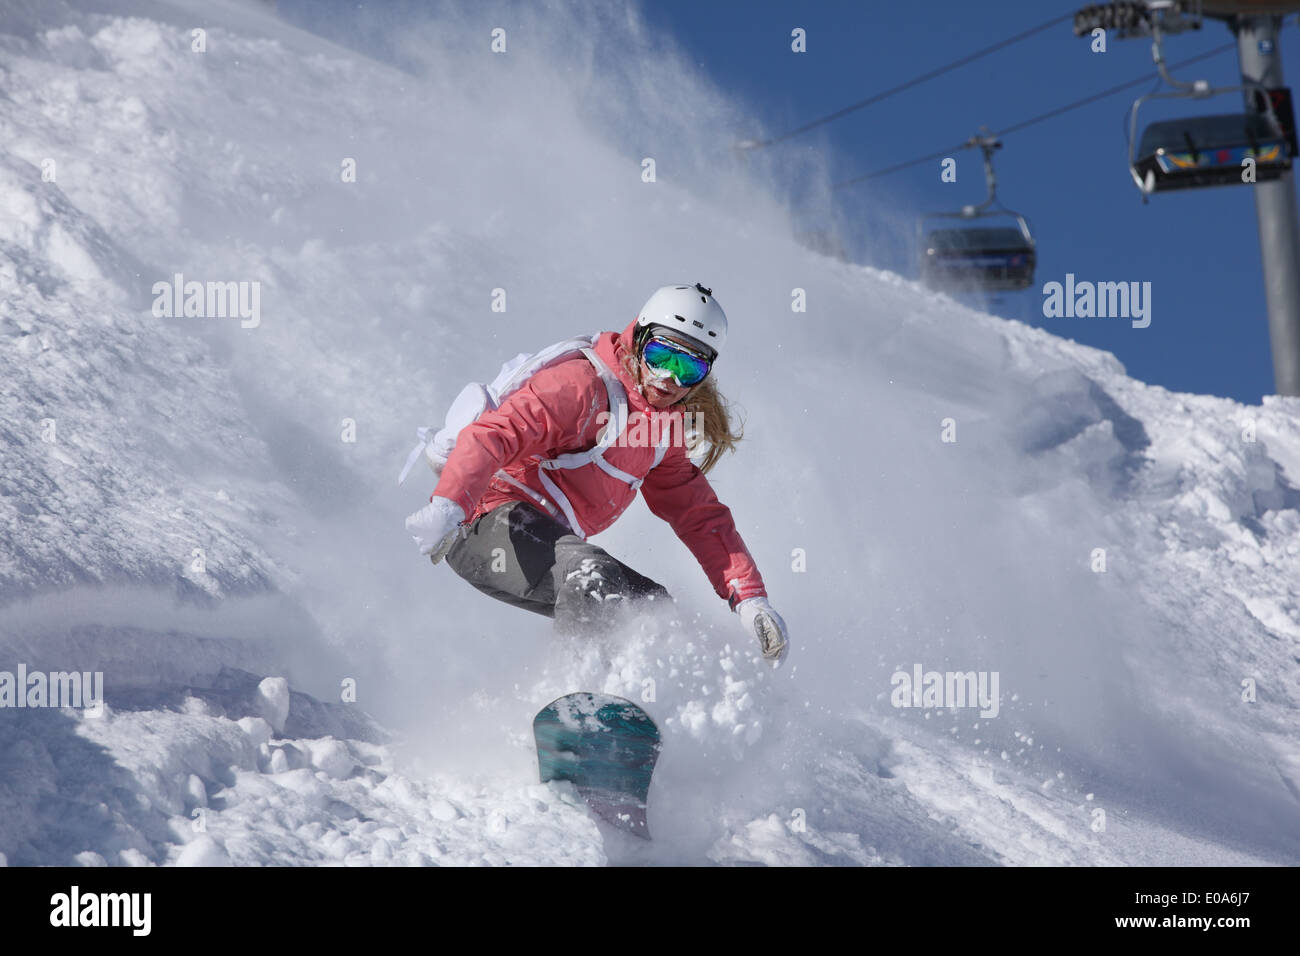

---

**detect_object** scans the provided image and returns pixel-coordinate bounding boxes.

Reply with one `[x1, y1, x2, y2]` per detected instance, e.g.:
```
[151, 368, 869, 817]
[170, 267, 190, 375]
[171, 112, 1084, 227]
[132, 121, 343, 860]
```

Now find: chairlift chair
[1130, 87, 1294, 192]
[916, 132, 1038, 293]
[918, 210, 1037, 292]
[1125, 5, 1296, 193]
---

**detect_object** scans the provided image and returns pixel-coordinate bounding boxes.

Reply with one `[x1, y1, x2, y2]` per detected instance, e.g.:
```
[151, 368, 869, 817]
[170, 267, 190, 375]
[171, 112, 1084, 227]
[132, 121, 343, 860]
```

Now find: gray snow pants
[445, 500, 672, 636]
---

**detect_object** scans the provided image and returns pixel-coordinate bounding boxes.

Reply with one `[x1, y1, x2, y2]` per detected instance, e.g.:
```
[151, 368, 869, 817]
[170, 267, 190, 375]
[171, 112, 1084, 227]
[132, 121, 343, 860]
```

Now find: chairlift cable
[833, 40, 1236, 188]
[739, 11, 1077, 150]
[995, 42, 1234, 137]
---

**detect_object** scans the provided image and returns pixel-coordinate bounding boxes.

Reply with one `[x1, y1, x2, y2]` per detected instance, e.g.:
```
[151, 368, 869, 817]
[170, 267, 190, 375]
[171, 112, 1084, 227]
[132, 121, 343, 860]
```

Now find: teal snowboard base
[533, 692, 662, 839]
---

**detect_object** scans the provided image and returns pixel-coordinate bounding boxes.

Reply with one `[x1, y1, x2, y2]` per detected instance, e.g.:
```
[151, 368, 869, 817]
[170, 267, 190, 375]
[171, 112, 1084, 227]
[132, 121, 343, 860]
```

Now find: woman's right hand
[405, 496, 467, 563]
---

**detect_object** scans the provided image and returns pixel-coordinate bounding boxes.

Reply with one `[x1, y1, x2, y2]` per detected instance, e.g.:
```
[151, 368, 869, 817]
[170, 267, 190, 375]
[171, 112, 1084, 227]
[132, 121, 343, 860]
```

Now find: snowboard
[532, 692, 662, 839]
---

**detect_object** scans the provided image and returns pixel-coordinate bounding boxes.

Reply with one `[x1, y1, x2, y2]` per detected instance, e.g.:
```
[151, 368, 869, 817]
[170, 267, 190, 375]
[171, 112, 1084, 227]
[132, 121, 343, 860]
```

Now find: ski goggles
[641, 336, 712, 387]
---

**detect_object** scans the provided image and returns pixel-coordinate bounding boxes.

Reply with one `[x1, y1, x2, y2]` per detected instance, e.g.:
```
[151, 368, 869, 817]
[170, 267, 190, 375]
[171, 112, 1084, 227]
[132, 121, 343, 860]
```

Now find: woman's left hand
[736, 597, 789, 665]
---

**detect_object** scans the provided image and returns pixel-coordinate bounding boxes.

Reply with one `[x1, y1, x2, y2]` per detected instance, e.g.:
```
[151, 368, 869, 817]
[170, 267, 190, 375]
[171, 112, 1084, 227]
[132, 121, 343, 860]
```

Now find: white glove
[405, 496, 466, 563]
[736, 597, 789, 664]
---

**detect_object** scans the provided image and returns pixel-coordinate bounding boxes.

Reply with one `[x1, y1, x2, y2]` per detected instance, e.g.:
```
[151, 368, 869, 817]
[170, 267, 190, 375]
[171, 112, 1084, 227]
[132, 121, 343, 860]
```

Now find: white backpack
[397, 333, 670, 538]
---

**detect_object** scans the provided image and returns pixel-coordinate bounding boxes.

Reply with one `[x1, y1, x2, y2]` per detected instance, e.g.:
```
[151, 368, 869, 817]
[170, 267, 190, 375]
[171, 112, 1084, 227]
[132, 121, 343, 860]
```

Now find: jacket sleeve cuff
[727, 580, 767, 611]
[433, 489, 475, 521]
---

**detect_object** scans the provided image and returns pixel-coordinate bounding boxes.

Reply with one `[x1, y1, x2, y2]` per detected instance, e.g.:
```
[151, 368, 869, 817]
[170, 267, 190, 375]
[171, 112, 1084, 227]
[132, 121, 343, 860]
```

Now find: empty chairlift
[917, 132, 1037, 293]
[1131, 89, 1295, 193]
[919, 217, 1036, 292]
[1125, 8, 1296, 194]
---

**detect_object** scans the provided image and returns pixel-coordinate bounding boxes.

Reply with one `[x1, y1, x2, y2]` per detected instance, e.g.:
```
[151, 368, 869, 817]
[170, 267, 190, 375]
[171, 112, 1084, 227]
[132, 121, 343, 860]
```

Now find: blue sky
[635, 0, 1300, 404]
[282, 0, 1300, 404]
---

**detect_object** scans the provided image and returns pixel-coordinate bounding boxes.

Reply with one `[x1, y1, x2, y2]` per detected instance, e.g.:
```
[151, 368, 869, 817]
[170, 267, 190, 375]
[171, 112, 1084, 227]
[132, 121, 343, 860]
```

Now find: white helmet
[635, 283, 728, 360]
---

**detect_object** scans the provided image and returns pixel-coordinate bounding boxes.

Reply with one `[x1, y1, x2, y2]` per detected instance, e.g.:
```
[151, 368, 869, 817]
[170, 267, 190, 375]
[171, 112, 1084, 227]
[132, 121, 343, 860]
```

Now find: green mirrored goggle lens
[642, 338, 711, 387]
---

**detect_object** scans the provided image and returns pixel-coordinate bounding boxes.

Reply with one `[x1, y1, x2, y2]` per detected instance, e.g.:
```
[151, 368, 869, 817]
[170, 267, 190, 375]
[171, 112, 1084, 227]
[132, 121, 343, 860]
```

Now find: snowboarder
[404, 284, 790, 662]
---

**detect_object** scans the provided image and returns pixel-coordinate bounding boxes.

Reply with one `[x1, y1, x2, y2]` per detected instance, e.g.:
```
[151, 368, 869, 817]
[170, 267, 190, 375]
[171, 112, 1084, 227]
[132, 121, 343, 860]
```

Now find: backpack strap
[529, 347, 630, 538]
[495, 470, 571, 527]
[535, 468, 586, 537]
[397, 425, 437, 486]
[537, 347, 630, 469]
[587, 422, 671, 489]
[579, 347, 672, 475]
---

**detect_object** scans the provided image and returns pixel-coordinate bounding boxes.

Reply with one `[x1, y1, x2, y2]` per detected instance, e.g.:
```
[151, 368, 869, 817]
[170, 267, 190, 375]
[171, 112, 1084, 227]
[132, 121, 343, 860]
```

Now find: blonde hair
[620, 348, 743, 475]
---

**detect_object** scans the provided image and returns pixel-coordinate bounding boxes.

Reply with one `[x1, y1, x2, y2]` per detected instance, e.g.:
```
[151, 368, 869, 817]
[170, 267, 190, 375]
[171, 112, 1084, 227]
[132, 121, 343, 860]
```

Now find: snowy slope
[1, 0, 1299, 866]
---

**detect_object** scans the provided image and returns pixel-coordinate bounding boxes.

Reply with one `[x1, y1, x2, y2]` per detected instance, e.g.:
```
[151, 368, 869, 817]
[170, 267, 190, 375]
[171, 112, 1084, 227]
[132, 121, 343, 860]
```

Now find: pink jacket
[433, 319, 767, 608]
